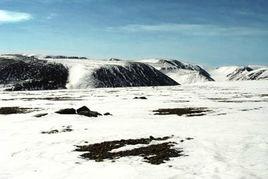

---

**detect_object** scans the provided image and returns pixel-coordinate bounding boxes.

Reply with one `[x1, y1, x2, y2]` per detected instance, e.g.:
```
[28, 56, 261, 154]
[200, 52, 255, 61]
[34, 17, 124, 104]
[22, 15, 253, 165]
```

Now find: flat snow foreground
[0, 81, 268, 179]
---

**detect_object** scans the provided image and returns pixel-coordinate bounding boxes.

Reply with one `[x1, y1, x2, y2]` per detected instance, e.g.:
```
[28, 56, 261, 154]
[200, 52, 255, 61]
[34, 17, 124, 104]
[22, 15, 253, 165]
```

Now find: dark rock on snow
[0, 107, 36, 114]
[77, 106, 102, 117]
[77, 106, 90, 114]
[41, 126, 73, 134]
[77, 109, 102, 117]
[54, 106, 102, 117]
[41, 129, 59, 134]
[34, 113, 48, 118]
[78, 110, 102, 117]
[103, 112, 112, 116]
[55, 108, 76, 114]
[134, 96, 147, 99]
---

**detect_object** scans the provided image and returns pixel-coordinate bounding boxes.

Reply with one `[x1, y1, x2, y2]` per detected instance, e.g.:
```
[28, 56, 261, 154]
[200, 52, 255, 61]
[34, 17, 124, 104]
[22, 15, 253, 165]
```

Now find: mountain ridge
[0, 54, 267, 91]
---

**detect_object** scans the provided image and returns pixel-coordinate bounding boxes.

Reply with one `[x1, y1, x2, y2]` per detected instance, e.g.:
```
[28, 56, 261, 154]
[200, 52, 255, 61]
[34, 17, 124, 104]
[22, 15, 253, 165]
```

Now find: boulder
[55, 108, 76, 114]
[77, 106, 102, 117]
[77, 106, 90, 113]
[34, 113, 48, 118]
[103, 112, 112, 116]
[134, 96, 147, 99]
[78, 110, 102, 117]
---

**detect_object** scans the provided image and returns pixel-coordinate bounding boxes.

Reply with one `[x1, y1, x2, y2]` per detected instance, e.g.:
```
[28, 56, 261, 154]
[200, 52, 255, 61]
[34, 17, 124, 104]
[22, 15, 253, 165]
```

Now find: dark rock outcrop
[0, 56, 68, 91]
[103, 112, 112, 116]
[77, 106, 102, 117]
[0, 107, 35, 114]
[246, 68, 268, 80]
[134, 96, 147, 99]
[34, 113, 48, 118]
[77, 106, 90, 114]
[55, 108, 76, 114]
[91, 62, 179, 88]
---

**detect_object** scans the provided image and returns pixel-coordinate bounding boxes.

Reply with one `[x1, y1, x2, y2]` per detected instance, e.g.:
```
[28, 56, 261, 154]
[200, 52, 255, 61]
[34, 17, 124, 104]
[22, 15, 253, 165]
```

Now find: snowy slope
[235, 67, 268, 80]
[142, 58, 214, 84]
[0, 55, 178, 90]
[210, 66, 240, 81]
[227, 67, 254, 81]
[211, 66, 268, 81]
[0, 81, 268, 179]
[45, 58, 179, 88]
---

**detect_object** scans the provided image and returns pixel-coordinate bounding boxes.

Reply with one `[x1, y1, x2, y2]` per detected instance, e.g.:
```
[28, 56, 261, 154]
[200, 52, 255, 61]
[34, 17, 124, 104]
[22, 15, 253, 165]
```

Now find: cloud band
[0, 10, 32, 23]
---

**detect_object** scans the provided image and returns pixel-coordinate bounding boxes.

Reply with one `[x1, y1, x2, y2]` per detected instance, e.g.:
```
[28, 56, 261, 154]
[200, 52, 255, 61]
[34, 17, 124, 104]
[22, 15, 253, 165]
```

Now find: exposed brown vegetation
[0, 107, 36, 114]
[75, 136, 186, 165]
[153, 107, 210, 117]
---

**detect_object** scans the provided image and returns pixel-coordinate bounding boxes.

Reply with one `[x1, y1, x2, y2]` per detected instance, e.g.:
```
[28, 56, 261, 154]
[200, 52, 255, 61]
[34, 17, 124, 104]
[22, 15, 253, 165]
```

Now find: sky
[0, 0, 268, 66]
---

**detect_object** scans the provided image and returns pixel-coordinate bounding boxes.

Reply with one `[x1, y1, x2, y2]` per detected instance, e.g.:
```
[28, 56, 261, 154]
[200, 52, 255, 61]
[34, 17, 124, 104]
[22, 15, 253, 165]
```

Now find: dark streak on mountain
[91, 62, 179, 87]
[157, 59, 214, 81]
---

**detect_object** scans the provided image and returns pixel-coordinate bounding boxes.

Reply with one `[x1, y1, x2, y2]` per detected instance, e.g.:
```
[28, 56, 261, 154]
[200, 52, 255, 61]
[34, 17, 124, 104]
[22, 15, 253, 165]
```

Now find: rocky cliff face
[90, 62, 179, 88]
[0, 56, 68, 91]
[245, 68, 268, 80]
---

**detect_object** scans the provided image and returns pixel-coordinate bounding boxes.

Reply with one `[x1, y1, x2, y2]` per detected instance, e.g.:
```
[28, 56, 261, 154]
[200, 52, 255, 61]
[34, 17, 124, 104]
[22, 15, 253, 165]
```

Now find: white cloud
[107, 23, 268, 36]
[0, 10, 32, 23]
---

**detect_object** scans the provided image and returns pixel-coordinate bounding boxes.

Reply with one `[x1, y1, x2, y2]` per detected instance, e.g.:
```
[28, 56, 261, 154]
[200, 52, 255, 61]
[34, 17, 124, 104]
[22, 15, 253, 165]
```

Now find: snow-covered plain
[0, 81, 268, 179]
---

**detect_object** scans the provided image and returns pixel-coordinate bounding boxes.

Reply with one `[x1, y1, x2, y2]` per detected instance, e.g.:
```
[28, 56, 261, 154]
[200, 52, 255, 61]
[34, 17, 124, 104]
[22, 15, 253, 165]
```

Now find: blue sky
[0, 0, 268, 66]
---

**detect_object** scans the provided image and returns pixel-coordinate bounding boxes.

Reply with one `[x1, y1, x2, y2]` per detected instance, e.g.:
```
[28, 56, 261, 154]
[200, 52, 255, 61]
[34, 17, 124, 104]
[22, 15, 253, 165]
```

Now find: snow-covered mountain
[210, 66, 240, 81]
[45, 57, 215, 86]
[46, 57, 179, 89]
[227, 66, 254, 81]
[141, 59, 214, 84]
[1, 54, 267, 91]
[211, 66, 268, 81]
[234, 67, 268, 80]
[0, 54, 178, 90]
